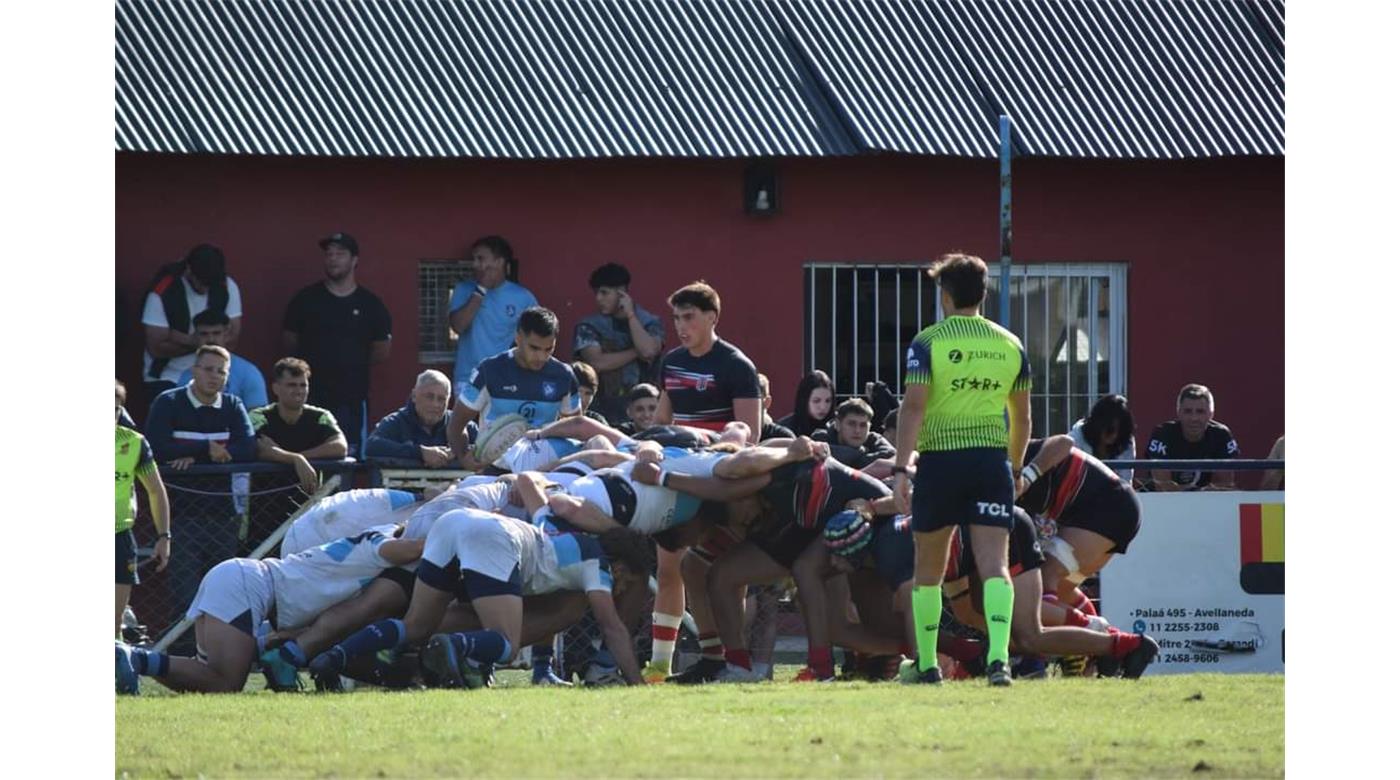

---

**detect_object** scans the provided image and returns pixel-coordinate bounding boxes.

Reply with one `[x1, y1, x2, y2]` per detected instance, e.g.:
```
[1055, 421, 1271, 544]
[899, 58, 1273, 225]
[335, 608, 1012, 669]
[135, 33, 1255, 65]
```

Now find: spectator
[282, 232, 392, 459]
[776, 370, 836, 438]
[1260, 435, 1285, 491]
[861, 408, 903, 480]
[813, 397, 896, 469]
[1146, 383, 1240, 491]
[142, 244, 242, 398]
[177, 310, 268, 409]
[1069, 394, 1137, 482]
[447, 306, 581, 469]
[756, 373, 795, 441]
[449, 235, 538, 392]
[616, 383, 661, 436]
[249, 358, 348, 494]
[144, 345, 256, 627]
[573, 262, 665, 423]
[366, 370, 470, 468]
[571, 361, 611, 425]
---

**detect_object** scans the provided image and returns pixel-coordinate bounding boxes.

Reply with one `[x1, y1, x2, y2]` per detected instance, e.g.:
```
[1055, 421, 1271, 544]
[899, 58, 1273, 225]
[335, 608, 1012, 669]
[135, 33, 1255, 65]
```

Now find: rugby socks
[129, 647, 169, 677]
[982, 578, 1015, 668]
[328, 618, 406, 669]
[651, 612, 683, 672]
[531, 644, 556, 678]
[1109, 629, 1143, 659]
[449, 630, 513, 665]
[1063, 609, 1092, 628]
[911, 585, 943, 673]
[1070, 588, 1098, 616]
[808, 646, 835, 679]
[278, 640, 309, 668]
[698, 631, 723, 662]
[724, 648, 752, 671]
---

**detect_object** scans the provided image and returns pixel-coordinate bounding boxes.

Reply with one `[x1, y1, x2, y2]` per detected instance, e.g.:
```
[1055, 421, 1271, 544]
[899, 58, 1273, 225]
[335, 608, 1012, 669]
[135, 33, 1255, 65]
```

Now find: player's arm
[588, 588, 643, 685]
[513, 471, 553, 516]
[655, 389, 673, 425]
[546, 493, 624, 534]
[732, 398, 763, 445]
[550, 449, 634, 470]
[529, 414, 622, 445]
[378, 537, 426, 566]
[136, 461, 172, 571]
[1024, 435, 1073, 481]
[1006, 347, 1033, 474]
[893, 338, 932, 513]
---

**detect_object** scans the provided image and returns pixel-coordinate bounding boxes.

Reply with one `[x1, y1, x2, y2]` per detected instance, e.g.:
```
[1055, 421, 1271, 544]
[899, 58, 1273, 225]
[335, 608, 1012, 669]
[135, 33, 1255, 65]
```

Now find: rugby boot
[115, 642, 140, 696]
[1120, 634, 1161, 680]
[987, 659, 1013, 687]
[420, 634, 467, 689]
[666, 657, 725, 685]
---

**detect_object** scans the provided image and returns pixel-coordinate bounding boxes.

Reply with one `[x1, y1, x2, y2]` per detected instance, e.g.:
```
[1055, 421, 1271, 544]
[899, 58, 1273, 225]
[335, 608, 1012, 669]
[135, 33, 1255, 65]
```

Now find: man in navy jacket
[365, 370, 474, 467]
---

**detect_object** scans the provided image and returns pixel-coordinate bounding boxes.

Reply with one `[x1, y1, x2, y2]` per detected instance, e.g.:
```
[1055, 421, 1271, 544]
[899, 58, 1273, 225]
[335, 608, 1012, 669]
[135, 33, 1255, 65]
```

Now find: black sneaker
[1120, 635, 1160, 680]
[308, 648, 347, 692]
[899, 659, 943, 685]
[1096, 653, 1123, 678]
[987, 660, 1013, 687]
[421, 634, 467, 688]
[666, 657, 725, 685]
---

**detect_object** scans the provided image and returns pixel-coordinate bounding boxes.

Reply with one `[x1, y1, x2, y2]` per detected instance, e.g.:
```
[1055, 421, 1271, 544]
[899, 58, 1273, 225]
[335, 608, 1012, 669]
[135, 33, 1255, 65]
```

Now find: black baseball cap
[318, 232, 359, 255]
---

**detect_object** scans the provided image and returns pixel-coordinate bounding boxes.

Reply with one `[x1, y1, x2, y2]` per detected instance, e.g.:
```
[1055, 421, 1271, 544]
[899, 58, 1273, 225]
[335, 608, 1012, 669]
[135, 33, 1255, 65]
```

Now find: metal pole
[999, 115, 1012, 327]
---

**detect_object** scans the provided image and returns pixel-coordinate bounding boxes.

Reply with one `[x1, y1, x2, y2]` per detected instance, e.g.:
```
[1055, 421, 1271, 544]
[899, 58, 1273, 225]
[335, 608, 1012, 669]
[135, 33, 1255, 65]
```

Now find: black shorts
[1008, 507, 1046, 575]
[911, 448, 1015, 532]
[116, 530, 139, 586]
[1057, 483, 1141, 555]
[749, 522, 820, 570]
[870, 520, 914, 591]
[375, 566, 417, 600]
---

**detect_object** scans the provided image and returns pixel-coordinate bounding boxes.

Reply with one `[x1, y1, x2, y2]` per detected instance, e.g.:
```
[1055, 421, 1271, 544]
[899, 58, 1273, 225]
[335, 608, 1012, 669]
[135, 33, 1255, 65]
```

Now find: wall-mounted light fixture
[743, 163, 778, 217]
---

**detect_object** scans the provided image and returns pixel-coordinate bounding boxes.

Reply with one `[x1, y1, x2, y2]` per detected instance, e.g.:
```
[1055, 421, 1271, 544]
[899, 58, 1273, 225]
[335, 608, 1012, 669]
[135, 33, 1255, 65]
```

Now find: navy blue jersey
[762, 457, 890, 530]
[660, 339, 759, 432]
[461, 349, 581, 428]
[1018, 438, 1123, 519]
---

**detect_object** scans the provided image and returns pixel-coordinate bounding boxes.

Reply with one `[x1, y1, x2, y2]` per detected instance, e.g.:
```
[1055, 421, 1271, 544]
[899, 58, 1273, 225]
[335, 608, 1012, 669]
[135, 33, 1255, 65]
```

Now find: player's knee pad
[1045, 536, 1084, 584]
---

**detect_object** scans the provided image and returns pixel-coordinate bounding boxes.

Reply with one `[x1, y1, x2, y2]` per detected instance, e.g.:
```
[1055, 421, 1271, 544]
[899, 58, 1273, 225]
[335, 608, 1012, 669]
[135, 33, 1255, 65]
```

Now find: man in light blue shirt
[177, 310, 267, 408]
[449, 235, 538, 389]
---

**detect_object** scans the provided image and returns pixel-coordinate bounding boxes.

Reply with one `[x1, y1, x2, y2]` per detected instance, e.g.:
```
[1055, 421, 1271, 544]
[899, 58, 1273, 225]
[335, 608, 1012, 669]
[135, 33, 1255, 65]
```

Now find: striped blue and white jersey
[461, 349, 580, 428]
[266, 526, 400, 630]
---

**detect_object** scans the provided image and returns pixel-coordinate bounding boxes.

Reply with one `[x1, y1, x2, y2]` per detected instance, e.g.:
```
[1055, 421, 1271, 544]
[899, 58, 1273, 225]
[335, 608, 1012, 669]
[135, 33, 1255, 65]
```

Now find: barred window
[418, 259, 476, 364]
[803, 263, 1128, 436]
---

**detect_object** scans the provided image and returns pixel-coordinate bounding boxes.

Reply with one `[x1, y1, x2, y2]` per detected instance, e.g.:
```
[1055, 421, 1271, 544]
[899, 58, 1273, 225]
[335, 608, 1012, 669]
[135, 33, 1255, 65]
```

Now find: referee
[891, 254, 1032, 686]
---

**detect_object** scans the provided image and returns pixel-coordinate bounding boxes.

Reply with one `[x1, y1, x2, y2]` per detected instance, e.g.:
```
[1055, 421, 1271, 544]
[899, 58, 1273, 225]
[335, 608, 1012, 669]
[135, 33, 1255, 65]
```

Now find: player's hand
[293, 456, 320, 494]
[845, 499, 872, 519]
[892, 472, 912, 516]
[1015, 475, 1028, 497]
[786, 436, 816, 462]
[153, 537, 171, 571]
[209, 440, 232, 463]
[458, 450, 484, 472]
[420, 445, 451, 468]
[167, 456, 195, 470]
[632, 461, 663, 486]
[422, 483, 449, 501]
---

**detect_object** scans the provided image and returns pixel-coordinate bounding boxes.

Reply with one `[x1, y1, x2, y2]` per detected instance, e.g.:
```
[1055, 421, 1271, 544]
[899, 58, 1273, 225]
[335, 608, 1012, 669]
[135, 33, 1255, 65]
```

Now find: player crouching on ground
[308, 508, 652, 688]
[115, 527, 424, 694]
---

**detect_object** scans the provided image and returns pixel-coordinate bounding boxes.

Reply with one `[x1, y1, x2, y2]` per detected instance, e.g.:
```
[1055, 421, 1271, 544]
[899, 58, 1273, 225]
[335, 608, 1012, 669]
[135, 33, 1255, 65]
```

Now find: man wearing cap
[282, 232, 392, 459]
[142, 243, 243, 400]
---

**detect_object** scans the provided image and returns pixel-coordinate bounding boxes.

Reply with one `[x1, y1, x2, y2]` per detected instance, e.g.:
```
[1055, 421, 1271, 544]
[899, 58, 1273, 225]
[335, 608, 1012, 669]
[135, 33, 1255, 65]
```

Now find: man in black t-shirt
[281, 232, 392, 459]
[250, 358, 347, 494]
[1144, 383, 1239, 490]
[813, 397, 895, 469]
[645, 281, 763, 682]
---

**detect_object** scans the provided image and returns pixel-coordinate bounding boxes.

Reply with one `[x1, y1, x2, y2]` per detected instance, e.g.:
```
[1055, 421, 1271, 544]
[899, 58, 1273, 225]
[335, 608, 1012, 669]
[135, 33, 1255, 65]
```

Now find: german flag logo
[1239, 503, 1284, 595]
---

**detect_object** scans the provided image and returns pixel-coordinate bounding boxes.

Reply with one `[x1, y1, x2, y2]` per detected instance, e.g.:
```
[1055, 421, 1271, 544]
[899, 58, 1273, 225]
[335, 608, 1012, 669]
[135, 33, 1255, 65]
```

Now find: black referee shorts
[116, 530, 139, 586]
[911, 448, 1015, 533]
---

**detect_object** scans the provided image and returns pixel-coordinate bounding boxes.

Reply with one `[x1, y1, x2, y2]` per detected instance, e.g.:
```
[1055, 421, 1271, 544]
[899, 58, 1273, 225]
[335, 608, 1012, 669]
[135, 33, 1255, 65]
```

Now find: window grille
[418, 260, 476, 364]
[803, 263, 1128, 436]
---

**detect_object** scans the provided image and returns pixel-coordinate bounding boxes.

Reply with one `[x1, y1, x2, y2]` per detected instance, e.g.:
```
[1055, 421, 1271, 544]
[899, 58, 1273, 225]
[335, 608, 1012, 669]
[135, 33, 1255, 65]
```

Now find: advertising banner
[1100, 492, 1284, 674]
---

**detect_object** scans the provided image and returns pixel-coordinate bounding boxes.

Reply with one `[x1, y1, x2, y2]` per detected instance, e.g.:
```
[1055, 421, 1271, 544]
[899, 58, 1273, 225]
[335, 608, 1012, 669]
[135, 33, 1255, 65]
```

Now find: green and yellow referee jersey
[904, 315, 1032, 452]
[115, 425, 156, 534]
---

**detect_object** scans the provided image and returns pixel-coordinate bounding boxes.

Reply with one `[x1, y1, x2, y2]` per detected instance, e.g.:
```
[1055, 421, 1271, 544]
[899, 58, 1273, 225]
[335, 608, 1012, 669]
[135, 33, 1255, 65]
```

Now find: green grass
[117, 671, 1282, 778]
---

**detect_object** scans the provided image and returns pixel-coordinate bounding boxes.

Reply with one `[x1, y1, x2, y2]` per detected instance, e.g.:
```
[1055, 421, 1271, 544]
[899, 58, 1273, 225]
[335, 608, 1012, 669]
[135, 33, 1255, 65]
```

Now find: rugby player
[1016, 435, 1142, 604]
[116, 527, 424, 694]
[892, 253, 1033, 686]
[115, 381, 171, 638]
[280, 488, 420, 556]
[306, 510, 652, 688]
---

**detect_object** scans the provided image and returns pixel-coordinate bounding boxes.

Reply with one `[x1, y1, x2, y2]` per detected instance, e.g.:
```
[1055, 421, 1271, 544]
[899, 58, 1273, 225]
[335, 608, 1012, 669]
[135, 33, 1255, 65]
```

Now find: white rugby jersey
[282, 489, 418, 556]
[405, 481, 519, 540]
[566, 462, 702, 534]
[517, 518, 614, 596]
[265, 525, 400, 630]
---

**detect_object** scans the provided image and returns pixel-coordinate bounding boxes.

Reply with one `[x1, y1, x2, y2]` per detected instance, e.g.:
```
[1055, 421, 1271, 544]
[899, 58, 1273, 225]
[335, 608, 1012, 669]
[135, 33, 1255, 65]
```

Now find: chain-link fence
[127, 461, 357, 655]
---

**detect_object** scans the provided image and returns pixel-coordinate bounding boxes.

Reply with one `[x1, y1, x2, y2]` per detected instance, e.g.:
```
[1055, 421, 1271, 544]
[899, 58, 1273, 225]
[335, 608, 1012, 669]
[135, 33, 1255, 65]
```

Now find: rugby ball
[475, 414, 530, 466]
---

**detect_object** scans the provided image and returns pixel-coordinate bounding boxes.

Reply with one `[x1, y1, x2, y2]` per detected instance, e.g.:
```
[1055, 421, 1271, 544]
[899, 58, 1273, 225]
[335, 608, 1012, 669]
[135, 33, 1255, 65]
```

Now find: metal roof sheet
[115, 0, 1284, 160]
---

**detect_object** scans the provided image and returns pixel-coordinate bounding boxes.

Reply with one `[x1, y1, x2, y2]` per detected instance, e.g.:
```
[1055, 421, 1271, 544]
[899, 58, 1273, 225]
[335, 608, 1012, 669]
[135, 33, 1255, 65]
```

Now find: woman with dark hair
[776, 370, 836, 437]
[1070, 394, 1136, 481]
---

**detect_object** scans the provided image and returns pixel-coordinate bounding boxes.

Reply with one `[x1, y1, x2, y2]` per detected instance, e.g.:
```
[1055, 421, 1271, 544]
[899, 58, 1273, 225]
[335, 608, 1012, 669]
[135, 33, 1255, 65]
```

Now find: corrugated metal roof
[115, 0, 1284, 160]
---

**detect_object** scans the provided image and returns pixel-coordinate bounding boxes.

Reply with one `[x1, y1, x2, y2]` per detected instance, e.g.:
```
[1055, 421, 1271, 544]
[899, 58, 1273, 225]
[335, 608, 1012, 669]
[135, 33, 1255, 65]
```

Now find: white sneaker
[713, 664, 762, 683]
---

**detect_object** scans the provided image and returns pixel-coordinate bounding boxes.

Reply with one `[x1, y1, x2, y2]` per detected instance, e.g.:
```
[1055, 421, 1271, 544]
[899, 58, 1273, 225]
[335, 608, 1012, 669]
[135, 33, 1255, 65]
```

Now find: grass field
[117, 670, 1282, 778]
